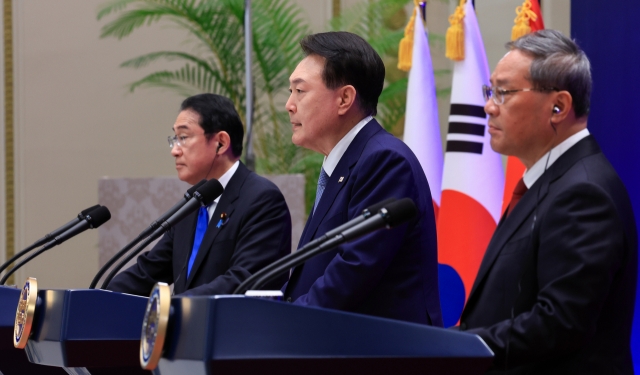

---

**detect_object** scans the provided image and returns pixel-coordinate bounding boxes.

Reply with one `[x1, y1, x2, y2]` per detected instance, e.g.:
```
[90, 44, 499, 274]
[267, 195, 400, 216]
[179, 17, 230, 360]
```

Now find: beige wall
[1, 0, 570, 289]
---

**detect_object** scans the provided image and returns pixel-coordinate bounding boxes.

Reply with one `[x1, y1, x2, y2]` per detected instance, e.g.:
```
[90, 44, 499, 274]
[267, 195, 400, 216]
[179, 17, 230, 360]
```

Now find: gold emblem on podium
[14, 277, 38, 349]
[140, 282, 170, 370]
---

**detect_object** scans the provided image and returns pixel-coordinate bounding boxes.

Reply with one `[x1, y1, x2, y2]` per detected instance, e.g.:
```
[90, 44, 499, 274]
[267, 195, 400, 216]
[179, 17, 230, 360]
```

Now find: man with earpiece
[107, 93, 292, 296]
[459, 30, 637, 374]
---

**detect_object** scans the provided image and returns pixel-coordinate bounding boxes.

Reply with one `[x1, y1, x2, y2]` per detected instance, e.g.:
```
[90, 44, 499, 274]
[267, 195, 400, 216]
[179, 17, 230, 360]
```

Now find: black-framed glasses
[482, 85, 558, 105]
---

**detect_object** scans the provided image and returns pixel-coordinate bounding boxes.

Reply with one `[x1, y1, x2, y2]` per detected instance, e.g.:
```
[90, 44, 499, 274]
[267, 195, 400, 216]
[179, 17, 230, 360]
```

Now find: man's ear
[213, 131, 232, 155]
[550, 90, 573, 123]
[337, 85, 357, 115]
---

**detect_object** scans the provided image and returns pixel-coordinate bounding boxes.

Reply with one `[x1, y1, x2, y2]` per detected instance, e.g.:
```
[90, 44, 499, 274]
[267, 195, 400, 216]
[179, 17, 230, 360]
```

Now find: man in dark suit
[107, 94, 291, 296]
[282, 32, 442, 326]
[460, 30, 637, 374]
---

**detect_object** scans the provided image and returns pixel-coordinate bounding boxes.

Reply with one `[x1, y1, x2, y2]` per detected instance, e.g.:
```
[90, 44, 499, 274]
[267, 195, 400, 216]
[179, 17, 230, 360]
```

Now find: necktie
[313, 168, 329, 214]
[506, 178, 528, 217]
[187, 206, 209, 277]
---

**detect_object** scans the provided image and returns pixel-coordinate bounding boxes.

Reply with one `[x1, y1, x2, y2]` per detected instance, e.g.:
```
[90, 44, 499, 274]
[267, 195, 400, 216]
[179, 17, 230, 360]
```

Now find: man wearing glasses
[107, 93, 291, 296]
[458, 30, 637, 374]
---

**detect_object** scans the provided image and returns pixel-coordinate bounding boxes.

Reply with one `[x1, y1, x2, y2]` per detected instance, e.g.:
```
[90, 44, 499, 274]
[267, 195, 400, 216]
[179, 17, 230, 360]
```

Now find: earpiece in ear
[553, 106, 560, 114]
[216, 143, 222, 154]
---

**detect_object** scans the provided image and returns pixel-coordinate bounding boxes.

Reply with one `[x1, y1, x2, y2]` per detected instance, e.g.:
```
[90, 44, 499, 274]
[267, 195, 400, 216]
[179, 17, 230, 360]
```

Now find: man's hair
[300, 31, 385, 116]
[507, 29, 592, 118]
[180, 93, 243, 157]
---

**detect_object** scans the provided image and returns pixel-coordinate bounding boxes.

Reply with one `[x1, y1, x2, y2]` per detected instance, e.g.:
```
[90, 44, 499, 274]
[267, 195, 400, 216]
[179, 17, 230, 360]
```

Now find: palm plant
[98, 0, 450, 214]
[98, 0, 310, 177]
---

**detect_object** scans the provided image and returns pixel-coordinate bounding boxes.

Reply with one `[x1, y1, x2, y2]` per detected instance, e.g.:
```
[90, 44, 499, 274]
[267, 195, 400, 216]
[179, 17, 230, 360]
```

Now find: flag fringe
[446, 0, 466, 61]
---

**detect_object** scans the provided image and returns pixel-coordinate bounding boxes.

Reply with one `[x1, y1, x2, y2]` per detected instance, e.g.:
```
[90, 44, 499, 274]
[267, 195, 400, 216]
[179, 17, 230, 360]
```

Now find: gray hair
[507, 29, 592, 118]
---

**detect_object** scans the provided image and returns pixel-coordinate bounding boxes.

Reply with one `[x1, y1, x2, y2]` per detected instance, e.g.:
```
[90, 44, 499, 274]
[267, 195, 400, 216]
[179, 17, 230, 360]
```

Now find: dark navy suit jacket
[283, 120, 443, 326]
[108, 162, 291, 296]
[460, 136, 637, 374]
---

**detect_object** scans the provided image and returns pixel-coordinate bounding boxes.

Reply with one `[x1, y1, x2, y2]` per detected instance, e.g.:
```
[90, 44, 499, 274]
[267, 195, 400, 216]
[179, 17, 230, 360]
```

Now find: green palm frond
[127, 64, 230, 97]
[96, 0, 142, 20]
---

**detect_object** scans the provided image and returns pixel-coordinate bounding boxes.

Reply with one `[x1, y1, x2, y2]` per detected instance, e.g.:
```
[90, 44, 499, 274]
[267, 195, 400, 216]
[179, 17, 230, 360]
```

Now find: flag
[437, 0, 504, 327]
[399, 3, 443, 217]
[502, 0, 545, 214]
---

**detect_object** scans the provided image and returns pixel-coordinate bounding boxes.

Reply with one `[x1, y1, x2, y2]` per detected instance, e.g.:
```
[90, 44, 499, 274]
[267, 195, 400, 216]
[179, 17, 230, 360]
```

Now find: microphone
[0, 206, 111, 285]
[139, 179, 206, 239]
[0, 205, 100, 276]
[100, 179, 224, 290]
[89, 180, 206, 288]
[232, 198, 396, 295]
[233, 198, 414, 294]
[249, 198, 417, 291]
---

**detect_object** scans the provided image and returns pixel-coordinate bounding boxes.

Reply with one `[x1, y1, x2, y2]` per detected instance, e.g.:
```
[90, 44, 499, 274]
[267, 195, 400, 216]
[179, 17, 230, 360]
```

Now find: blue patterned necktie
[313, 168, 329, 214]
[187, 206, 209, 277]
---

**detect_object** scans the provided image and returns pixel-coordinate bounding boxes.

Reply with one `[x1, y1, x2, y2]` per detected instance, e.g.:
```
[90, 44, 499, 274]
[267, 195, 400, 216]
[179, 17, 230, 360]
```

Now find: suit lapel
[468, 179, 548, 300]
[184, 162, 249, 289]
[299, 120, 384, 245]
[286, 120, 384, 293]
[465, 136, 602, 306]
[173, 210, 199, 294]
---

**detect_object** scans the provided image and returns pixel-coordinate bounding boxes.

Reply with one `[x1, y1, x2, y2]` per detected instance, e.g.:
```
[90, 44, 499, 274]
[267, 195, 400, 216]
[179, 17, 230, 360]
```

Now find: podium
[0, 286, 66, 375]
[155, 296, 493, 375]
[22, 288, 150, 375]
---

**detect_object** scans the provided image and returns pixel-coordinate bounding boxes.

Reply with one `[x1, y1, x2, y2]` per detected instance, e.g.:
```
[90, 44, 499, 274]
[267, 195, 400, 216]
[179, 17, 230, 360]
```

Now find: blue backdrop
[571, 1, 640, 371]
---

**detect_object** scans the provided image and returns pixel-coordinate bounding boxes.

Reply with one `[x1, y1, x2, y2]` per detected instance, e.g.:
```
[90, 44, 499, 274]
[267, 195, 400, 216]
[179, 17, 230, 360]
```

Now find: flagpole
[244, 0, 255, 171]
[420, 1, 426, 22]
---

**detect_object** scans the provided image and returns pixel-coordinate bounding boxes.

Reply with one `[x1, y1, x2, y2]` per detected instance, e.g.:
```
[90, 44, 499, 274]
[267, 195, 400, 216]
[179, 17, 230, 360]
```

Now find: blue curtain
[571, 1, 640, 371]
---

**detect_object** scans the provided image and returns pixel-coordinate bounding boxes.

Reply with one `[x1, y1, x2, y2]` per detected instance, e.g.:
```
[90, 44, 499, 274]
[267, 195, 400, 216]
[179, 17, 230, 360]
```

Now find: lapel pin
[216, 212, 229, 228]
[338, 176, 344, 183]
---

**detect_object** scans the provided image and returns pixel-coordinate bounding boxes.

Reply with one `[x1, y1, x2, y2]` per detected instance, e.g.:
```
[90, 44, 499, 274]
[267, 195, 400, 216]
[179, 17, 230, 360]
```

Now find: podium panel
[156, 296, 493, 375]
[0, 286, 65, 375]
[23, 288, 150, 374]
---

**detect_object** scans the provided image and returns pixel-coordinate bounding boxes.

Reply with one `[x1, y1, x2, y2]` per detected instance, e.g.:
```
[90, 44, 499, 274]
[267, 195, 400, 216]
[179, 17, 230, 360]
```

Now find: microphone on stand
[0, 205, 101, 276]
[248, 198, 417, 292]
[89, 180, 206, 289]
[100, 179, 224, 290]
[232, 198, 396, 295]
[0, 206, 111, 285]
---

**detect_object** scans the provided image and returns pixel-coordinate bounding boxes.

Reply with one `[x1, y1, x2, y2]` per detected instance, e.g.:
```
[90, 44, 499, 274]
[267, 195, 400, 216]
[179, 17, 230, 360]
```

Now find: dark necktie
[506, 178, 528, 217]
[187, 206, 209, 277]
[313, 168, 329, 214]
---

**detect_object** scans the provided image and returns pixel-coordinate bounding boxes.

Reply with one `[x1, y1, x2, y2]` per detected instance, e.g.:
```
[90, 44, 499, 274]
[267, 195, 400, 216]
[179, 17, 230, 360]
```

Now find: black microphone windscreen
[186, 179, 206, 197]
[363, 198, 396, 216]
[80, 204, 101, 217]
[86, 206, 111, 228]
[384, 198, 418, 227]
[196, 179, 224, 205]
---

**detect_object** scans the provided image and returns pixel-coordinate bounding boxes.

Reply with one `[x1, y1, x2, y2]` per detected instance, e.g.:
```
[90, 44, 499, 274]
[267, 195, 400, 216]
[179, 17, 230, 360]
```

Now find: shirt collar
[523, 128, 590, 188]
[322, 116, 373, 177]
[213, 160, 239, 203]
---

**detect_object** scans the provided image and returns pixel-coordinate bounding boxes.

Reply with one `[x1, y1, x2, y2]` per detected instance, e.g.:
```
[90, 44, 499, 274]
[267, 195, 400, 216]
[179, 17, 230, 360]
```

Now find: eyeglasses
[482, 85, 558, 105]
[167, 134, 206, 148]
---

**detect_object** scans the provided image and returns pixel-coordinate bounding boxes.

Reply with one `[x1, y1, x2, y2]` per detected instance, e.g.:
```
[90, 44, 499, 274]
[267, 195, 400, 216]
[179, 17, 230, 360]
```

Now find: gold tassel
[511, 0, 537, 40]
[445, 0, 466, 62]
[397, 0, 421, 72]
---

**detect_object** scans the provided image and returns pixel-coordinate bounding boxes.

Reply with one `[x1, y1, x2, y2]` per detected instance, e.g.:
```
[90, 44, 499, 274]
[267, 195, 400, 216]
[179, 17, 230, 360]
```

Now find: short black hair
[180, 93, 244, 157]
[299, 31, 385, 116]
[507, 30, 592, 118]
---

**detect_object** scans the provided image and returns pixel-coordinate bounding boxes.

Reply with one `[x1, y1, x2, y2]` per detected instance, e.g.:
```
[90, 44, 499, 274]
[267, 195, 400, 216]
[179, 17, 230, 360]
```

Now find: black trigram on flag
[446, 104, 487, 155]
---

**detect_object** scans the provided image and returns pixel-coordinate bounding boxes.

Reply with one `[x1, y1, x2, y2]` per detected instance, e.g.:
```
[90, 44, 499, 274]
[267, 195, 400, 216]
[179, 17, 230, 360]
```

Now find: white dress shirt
[322, 116, 373, 177]
[523, 128, 590, 189]
[206, 160, 240, 221]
